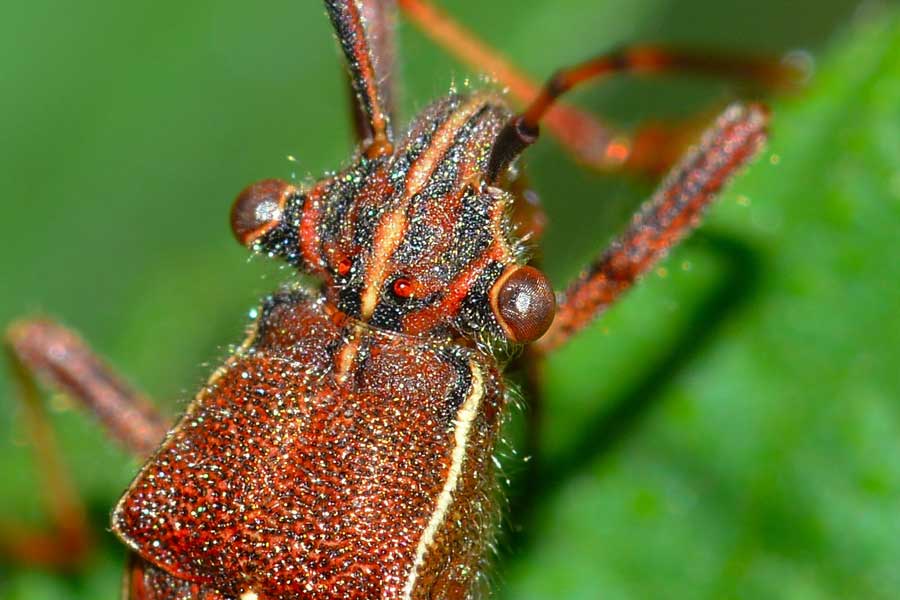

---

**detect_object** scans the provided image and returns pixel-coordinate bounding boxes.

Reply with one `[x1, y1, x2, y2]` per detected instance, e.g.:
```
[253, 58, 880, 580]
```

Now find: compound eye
[491, 265, 556, 343]
[230, 179, 294, 246]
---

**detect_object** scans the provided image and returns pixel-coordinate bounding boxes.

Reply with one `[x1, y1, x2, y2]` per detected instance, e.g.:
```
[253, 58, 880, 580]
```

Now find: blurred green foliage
[1, 1, 898, 599]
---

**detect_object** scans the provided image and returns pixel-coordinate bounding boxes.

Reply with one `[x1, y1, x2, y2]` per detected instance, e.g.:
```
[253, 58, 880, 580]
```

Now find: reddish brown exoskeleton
[3, 1, 800, 598]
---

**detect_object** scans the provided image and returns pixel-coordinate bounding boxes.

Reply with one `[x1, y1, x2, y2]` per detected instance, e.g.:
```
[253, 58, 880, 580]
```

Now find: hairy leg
[536, 103, 769, 353]
[2, 319, 169, 567]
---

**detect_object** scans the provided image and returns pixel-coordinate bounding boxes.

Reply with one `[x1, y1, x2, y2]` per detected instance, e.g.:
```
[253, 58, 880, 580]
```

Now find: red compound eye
[392, 277, 414, 299]
[336, 258, 352, 276]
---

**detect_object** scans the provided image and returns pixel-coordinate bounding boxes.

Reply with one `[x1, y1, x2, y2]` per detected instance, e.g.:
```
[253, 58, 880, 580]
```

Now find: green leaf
[504, 10, 900, 600]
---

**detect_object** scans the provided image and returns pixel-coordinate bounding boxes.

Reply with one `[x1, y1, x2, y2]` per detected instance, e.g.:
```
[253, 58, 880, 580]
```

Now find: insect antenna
[487, 46, 802, 180]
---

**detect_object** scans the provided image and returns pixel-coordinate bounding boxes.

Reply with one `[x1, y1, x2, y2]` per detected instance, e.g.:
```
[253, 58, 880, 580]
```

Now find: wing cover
[113, 289, 504, 599]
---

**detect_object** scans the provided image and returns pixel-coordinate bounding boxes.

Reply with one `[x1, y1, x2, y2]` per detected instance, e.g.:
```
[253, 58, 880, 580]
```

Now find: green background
[1, 1, 898, 598]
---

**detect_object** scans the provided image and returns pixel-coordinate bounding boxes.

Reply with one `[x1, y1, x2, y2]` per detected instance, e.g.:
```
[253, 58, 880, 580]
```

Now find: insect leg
[1, 319, 170, 567]
[124, 553, 217, 600]
[535, 103, 769, 353]
[399, 0, 799, 174]
[325, 0, 397, 158]
[6, 319, 169, 454]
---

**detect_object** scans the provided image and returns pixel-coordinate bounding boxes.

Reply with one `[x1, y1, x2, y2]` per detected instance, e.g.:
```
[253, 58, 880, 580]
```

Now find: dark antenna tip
[487, 116, 540, 182]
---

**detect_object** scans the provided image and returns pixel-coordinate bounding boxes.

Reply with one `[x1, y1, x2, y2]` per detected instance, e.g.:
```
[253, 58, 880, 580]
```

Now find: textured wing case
[113, 289, 504, 599]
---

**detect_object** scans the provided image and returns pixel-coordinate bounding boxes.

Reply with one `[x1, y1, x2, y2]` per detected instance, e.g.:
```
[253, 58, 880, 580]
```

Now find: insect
[3, 1, 798, 598]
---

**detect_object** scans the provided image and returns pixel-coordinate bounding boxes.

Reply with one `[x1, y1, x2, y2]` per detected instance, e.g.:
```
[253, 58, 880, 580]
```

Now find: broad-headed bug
[2, 1, 802, 598]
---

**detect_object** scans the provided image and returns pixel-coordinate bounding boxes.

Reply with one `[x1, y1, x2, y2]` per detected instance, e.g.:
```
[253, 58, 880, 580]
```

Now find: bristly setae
[4, 1, 786, 598]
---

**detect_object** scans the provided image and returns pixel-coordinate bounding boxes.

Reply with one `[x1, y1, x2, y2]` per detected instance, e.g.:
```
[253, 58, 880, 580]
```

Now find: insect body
[114, 92, 528, 598]
[4, 1, 787, 598]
